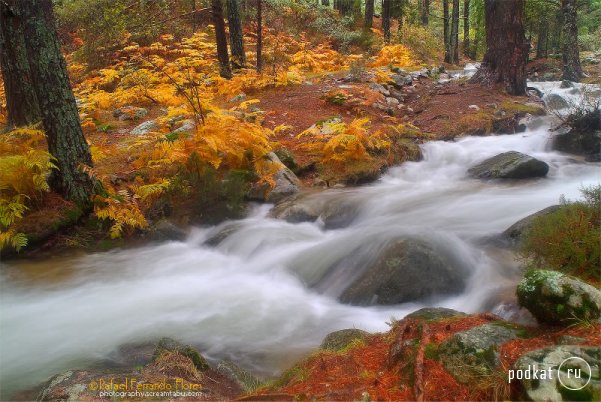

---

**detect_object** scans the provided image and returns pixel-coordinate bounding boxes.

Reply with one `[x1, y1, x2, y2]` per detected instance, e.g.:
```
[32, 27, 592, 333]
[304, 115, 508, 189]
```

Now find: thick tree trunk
[226, 0, 245, 69]
[16, 0, 97, 206]
[421, 0, 429, 25]
[364, 0, 374, 29]
[463, 0, 471, 59]
[256, 0, 263, 72]
[469, 0, 528, 95]
[211, 0, 232, 79]
[536, 18, 548, 59]
[443, 0, 450, 62]
[382, 0, 391, 42]
[449, 0, 460, 64]
[561, 0, 582, 81]
[0, 2, 41, 127]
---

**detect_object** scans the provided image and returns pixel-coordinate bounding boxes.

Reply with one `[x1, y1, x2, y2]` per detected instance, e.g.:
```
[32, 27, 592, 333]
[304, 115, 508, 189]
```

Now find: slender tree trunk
[256, 0, 263, 72]
[15, 0, 98, 206]
[421, 0, 429, 25]
[463, 0, 471, 59]
[561, 0, 582, 81]
[443, 0, 450, 62]
[0, 1, 41, 127]
[211, 0, 232, 78]
[536, 18, 548, 59]
[226, 0, 245, 69]
[364, 0, 374, 29]
[382, 0, 391, 43]
[449, 0, 459, 64]
[469, 0, 529, 95]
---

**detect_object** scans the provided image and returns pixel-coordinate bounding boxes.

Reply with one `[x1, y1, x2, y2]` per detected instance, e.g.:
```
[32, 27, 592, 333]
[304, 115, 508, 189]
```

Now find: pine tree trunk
[463, 0, 471, 59]
[449, 0, 459, 64]
[536, 18, 548, 59]
[226, 0, 245, 68]
[211, 0, 232, 78]
[256, 0, 263, 72]
[561, 0, 582, 81]
[364, 0, 374, 29]
[443, 0, 450, 62]
[382, 0, 391, 43]
[469, 0, 528, 95]
[421, 0, 429, 25]
[16, 0, 97, 207]
[0, 1, 41, 127]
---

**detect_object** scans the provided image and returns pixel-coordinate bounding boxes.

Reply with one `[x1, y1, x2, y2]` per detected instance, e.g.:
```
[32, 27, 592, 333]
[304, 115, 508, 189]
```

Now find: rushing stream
[0, 82, 599, 398]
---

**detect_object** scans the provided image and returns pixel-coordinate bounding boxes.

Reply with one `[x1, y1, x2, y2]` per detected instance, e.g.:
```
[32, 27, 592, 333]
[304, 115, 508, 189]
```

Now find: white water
[0, 82, 599, 397]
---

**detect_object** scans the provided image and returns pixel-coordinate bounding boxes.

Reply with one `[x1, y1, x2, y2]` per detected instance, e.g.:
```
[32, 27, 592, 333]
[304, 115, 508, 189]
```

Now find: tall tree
[12, 0, 98, 206]
[443, 0, 450, 62]
[536, 18, 549, 59]
[449, 0, 460, 63]
[382, 0, 391, 42]
[469, 0, 529, 95]
[256, 0, 263, 72]
[364, 0, 374, 29]
[0, 1, 40, 127]
[226, 0, 245, 68]
[211, 0, 232, 78]
[463, 0, 471, 58]
[421, 0, 429, 25]
[561, 0, 582, 81]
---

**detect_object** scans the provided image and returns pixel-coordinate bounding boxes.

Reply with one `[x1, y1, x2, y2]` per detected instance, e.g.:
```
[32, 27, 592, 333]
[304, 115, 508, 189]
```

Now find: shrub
[520, 185, 601, 282]
[396, 24, 442, 63]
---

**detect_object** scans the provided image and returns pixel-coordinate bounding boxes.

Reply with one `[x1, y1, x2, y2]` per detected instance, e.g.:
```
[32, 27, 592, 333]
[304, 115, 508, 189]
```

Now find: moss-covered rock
[438, 323, 522, 383]
[320, 329, 369, 352]
[514, 345, 601, 401]
[516, 270, 601, 325]
[467, 151, 549, 179]
[153, 337, 210, 371]
[405, 307, 467, 322]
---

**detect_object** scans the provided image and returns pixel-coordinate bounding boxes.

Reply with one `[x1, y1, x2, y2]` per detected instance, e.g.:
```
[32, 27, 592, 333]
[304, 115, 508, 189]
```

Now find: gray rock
[229, 93, 247, 103]
[468, 104, 480, 111]
[270, 194, 360, 230]
[386, 97, 400, 106]
[131, 120, 159, 135]
[113, 106, 148, 120]
[503, 205, 561, 244]
[216, 360, 262, 392]
[514, 345, 600, 401]
[553, 124, 601, 157]
[204, 222, 242, 247]
[250, 153, 300, 203]
[390, 73, 413, 89]
[439, 323, 522, 383]
[405, 307, 467, 321]
[517, 270, 601, 325]
[560, 80, 574, 88]
[172, 119, 195, 133]
[320, 329, 369, 352]
[151, 220, 188, 242]
[467, 151, 549, 179]
[368, 82, 390, 96]
[339, 238, 468, 306]
[544, 93, 570, 110]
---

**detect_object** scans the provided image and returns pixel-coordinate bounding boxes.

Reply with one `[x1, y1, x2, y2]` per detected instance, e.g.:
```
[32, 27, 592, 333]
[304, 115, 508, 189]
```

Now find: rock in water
[517, 270, 601, 325]
[250, 152, 301, 203]
[339, 238, 467, 306]
[438, 323, 522, 383]
[544, 93, 570, 110]
[514, 345, 601, 401]
[467, 151, 549, 179]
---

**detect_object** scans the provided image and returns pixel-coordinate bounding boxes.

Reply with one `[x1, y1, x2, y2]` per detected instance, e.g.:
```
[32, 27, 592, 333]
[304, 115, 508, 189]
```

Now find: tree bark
[226, 0, 245, 69]
[421, 0, 429, 25]
[16, 0, 97, 206]
[382, 0, 391, 43]
[256, 0, 263, 72]
[463, 0, 471, 59]
[469, 0, 529, 95]
[443, 0, 450, 62]
[0, 1, 41, 127]
[449, 0, 459, 64]
[364, 0, 374, 29]
[536, 18, 548, 59]
[561, 0, 582, 81]
[211, 0, 232, 78]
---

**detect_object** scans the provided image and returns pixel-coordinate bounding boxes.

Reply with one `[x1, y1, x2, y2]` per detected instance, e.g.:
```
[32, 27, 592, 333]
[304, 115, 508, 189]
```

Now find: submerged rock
[517, 270, 601, 325]
[270, 193, 360, 229]
[320, 329, 369, 352]
[467, 151, 549, 179]
[439, 322, 522, 383]
[514, 345, 601, 401]
[339, 238, 468, 306]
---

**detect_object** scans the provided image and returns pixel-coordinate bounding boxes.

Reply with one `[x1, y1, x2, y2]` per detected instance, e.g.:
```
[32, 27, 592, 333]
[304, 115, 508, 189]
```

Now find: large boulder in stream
[467, 151, 549, 179]
[339, 238, 468, 306]
[517, 270, 601, 325]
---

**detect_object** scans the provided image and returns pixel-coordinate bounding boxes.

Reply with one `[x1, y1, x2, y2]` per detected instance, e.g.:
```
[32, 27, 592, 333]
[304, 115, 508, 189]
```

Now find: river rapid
[0, 81, 599, 398]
